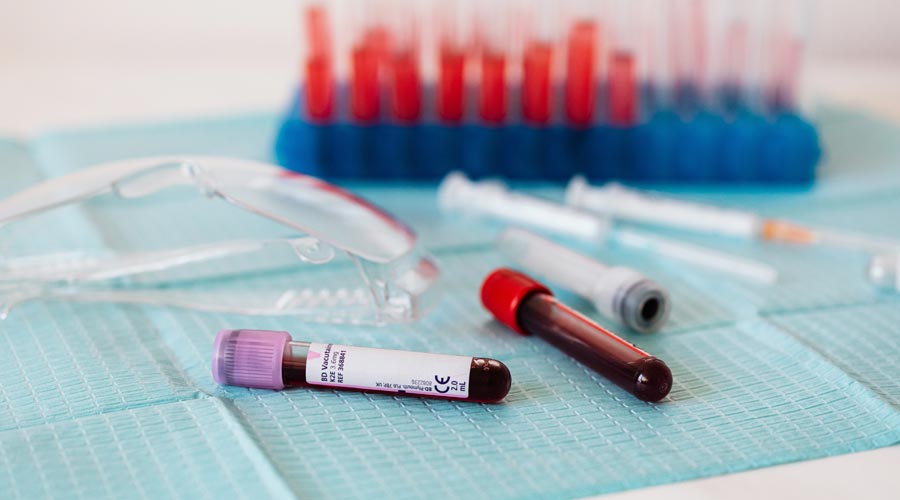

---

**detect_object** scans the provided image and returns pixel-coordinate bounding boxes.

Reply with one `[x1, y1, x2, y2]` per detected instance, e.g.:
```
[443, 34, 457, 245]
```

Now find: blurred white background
[1, 0, 900, 135]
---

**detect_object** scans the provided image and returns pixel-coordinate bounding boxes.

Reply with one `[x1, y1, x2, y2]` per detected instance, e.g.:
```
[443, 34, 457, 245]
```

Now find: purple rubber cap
[212, 329, 292, 390]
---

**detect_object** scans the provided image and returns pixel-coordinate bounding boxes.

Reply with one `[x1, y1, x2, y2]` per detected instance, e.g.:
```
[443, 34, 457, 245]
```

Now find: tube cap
[481, 268, 552, 335]
[212, 329, 292, 390]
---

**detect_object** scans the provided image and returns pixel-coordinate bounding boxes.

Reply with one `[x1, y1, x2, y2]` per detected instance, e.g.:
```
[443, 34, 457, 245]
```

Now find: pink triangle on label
[308, 350, 321, 359]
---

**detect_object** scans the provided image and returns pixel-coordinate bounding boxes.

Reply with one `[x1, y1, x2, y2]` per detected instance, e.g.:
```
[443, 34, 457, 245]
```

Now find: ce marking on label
[434, 375, 452, 393]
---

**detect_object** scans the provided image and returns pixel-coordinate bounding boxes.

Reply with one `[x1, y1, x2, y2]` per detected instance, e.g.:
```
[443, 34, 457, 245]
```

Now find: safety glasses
[0, 156, 439, 324]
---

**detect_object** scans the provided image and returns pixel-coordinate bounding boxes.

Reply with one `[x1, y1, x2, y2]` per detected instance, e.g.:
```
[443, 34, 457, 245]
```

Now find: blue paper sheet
[1, 107, 900, 499]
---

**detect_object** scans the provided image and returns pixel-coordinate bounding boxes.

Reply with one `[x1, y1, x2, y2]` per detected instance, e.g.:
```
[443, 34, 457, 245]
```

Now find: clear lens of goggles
[0, 156, 439, 324]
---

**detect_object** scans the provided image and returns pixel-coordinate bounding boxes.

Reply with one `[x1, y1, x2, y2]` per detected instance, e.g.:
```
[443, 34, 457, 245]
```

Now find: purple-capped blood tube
[212, 329, 511, 403]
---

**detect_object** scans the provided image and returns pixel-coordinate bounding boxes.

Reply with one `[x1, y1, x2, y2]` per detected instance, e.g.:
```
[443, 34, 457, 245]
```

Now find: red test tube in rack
[607, 51, 637, 126]
[439, 46, 466, 122]
[522, 42, 552, 124]
[606, 1, 639, 126]
[391, 50, 421, 122]
[437, 3, 468, 123]
[480, 52, 507, 123]
[350, 24, 390, 123]
[477, 2, 508, 124]
[565, 19, 599, 126]
[303, 4, 333, 120]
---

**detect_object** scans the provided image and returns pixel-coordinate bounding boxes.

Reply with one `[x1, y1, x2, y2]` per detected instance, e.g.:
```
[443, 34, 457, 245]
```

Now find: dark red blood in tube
[481, 269, 672, 403]
[305, 56, 334, 120]
[522, 42, 553, 125]
[479, 52, 507, 124]
[607, 51, 638, 126]
[438, 47, 466, 123]
[351, 45, 380, 122]
[213, 329, 512, 403]
[391, 51, 421, 122]
[565, 21, 598, 126]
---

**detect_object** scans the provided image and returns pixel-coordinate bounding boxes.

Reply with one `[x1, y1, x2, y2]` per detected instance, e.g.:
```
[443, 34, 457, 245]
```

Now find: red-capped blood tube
[391, 50, 421, 122]
[479, 51, 507, 123]
[303, 5, 333, 120]
[607, 51, 638, 126]
[522, 41, 553, 125]
[565, 20, 598, 126]
[213, 329, 511, 403]
[351, 44, 380, 121]
[438, 46, 466, 122]
[481, 269, 672, 402]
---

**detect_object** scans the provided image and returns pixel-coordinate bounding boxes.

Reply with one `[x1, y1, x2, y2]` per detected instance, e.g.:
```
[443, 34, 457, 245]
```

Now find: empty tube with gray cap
[497, 227, 671, 333]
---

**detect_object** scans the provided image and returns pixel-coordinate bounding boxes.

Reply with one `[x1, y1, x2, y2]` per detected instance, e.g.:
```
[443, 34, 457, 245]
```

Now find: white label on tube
[305, 343, 472, 398]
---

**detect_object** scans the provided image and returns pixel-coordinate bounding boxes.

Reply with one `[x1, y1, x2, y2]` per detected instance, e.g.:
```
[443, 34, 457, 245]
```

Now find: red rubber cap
[480, 268, 552, 335]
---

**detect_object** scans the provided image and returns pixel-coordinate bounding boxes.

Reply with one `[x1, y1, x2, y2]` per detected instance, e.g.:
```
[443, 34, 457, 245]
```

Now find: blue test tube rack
[275, 90, 821, 184]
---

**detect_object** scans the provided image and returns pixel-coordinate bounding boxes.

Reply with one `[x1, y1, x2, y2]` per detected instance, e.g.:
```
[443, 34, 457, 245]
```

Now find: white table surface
[1, 56, 899, 499]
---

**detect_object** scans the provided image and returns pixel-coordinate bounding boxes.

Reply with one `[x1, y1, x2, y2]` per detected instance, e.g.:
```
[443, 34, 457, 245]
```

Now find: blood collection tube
[521, 2, 557, 125]
[303, 3, 333, 120]
[497, 228, 671, 333]
[607, 51, 637, 126]
[481, 269, 672, 402]
[522, 42, 553, 125]
[438, 46, 466, 123]
[606, 0, 639, 126]
[437, 2, 468, 123]
[212, 329, 512, 403]
[348, 0, 389, 123]
[388, 6, 421, 122]
[351, 40, 381, 122]
[565, 19, 599, 126]
[480, 52, 507, 123]
[477, 2, 509, 124]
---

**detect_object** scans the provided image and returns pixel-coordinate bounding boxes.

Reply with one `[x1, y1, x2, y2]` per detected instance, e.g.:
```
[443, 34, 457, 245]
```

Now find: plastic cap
[480, 268, 552, 335]
[212, 329, 292, 390]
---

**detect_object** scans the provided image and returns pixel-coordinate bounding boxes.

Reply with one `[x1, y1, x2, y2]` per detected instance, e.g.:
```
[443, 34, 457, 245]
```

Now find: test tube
[564, 1, 601, 126]
[438, 171, 611, 241]
[347, 0, 387, 122]
[765, 0, 810, 112]
[497, 228, 671, 332]
[476, 1, 510, 124]
[868, 253, 900, 293]
[212, 329, 511, 403]
[436, 1, 470, 123]
[302, 1, 334, 120]
[521, 1, 557, 125]
[668, 0, 707, 113]
[606, 0, 639, 126]
[388, 0, 421, 122]
[481, 268, 673, 402]
[638, 0, 671, 114]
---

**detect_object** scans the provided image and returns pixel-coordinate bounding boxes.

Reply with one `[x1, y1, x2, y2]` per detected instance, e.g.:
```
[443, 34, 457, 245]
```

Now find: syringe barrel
[481, 269, 673, 402]
[438, 172, 610, 240]
[212, 329, 511, 403]
[497, 228, 670, 332]
[566, 177, 760, 238]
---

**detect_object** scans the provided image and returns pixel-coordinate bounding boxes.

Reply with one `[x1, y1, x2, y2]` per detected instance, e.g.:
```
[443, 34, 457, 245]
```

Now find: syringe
[439, 172, 778, 284]
[567, 177, 900, 254]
